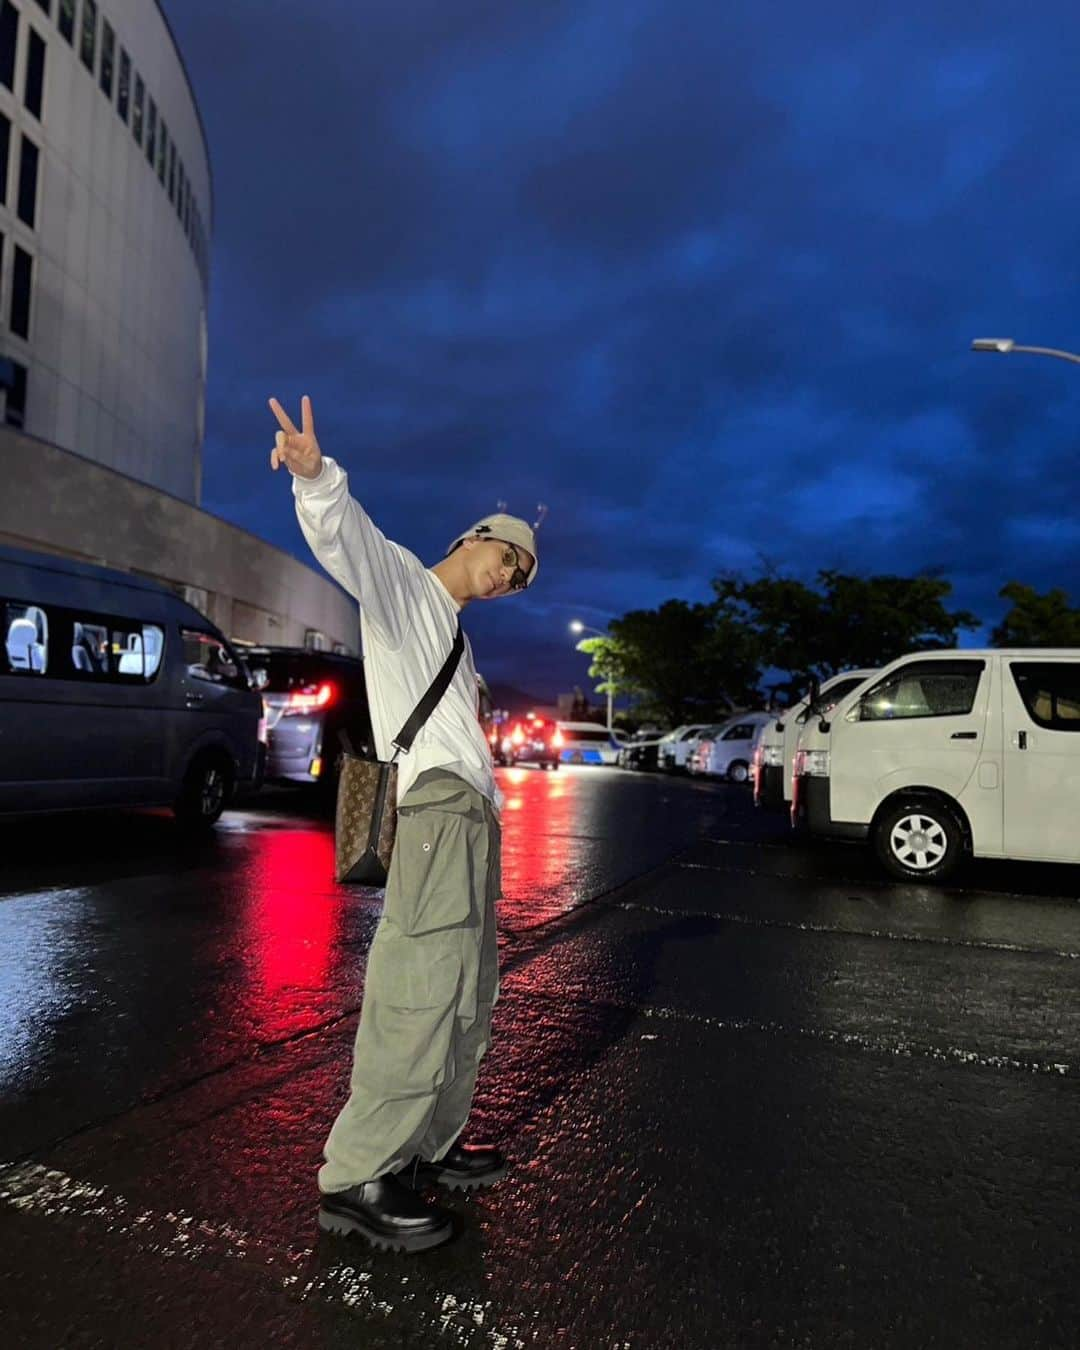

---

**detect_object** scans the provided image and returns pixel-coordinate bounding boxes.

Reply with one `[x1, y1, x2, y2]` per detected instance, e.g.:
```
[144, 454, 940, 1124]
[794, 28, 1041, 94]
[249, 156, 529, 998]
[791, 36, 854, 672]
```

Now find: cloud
[166, 0, 1080, 697]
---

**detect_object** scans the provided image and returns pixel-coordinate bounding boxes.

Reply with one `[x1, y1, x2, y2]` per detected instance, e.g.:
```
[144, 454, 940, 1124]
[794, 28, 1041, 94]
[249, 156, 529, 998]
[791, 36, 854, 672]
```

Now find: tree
[587, 599, 761, 726]
[714, 570, 980, 698]
[992, 582, 1080, 646]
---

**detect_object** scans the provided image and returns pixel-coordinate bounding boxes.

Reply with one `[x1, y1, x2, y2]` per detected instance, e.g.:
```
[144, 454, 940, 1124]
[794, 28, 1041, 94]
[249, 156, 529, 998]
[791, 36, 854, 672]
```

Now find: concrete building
[0, 0, 357, 651]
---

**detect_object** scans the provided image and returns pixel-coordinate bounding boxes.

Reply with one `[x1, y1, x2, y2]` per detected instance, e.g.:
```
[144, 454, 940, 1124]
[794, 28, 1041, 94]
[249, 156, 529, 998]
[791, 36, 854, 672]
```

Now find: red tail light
[552, 728, 564, 748]
[286, 681, 336, 714]
[511, 723, 525, 746]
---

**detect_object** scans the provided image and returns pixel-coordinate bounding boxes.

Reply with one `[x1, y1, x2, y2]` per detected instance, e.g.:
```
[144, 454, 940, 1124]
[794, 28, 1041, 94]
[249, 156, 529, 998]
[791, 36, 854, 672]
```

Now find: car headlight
[761, 745, 784, 767]
[798, 749, 830, 777]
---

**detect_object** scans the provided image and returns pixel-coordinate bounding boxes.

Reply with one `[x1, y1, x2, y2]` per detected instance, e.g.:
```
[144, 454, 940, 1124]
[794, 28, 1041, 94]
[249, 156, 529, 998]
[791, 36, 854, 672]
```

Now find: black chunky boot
[318, 1173, 455, 1252]
[402, 1143, 507, 1192]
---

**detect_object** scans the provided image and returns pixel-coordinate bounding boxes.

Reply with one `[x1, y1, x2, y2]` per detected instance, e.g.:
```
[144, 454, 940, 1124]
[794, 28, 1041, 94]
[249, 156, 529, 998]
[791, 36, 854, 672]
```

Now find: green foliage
[991, 582, 1080, 646]
[580, 600, 761, 726]
[714, 570, 979, 698]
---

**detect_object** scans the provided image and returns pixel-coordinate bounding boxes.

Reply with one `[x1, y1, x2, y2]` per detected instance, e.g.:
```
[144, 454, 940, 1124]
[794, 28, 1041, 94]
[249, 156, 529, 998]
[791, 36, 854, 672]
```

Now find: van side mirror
[818, 718, 831, 734]
[775, 719, 785, 732]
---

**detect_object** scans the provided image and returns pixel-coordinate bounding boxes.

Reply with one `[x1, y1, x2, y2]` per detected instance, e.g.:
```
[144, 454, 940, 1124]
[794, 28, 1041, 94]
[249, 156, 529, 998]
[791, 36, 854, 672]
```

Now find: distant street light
[568, 619, 613, 731]
[971, 337, 1080, 367]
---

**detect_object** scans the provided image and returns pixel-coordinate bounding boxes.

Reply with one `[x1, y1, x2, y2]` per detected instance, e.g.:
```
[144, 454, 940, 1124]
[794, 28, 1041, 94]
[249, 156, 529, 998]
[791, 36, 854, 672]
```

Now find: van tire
[873, 797, 964, 882]
[727, 759, 750, 784]
[174, 751, 233, 829]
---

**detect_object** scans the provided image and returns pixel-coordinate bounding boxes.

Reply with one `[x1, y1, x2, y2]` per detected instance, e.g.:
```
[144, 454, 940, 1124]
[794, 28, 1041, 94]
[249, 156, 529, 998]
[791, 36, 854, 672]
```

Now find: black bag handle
[392, 621, 464, 756]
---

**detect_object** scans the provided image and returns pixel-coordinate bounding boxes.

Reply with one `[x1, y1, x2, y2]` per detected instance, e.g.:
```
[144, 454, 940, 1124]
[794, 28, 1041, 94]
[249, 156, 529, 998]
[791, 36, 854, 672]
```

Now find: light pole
[569, 620, 613, 732]
[971, 337, 1080, 367]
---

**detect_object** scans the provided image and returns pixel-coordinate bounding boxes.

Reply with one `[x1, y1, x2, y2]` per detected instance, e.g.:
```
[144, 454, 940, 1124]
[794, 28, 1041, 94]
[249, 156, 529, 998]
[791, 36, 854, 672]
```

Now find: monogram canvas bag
[334, 622, 464, 885]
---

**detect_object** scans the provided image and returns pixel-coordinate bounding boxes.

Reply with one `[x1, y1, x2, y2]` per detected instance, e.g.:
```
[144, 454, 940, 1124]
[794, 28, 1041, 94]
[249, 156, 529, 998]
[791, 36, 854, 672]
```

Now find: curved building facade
[0, 1, 357, 652]
[1, 0, 209, 501]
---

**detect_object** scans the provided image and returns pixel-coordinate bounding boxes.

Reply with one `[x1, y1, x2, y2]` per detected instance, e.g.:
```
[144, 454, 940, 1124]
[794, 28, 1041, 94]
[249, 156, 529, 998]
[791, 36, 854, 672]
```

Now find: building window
[117, 46, 129, 122]
[58, 0, 74, 43]
[0, 2, 17, 93]
[1, 355, 27, 427]
[168, 141, 176, 203]
[145, 96, 156, 166]
[17, 135, 39, 229]
[79, 0, 96, 74]
[132, 72, 144, 144]
[100, 18, 114, 100]
[157, 118, 167, 184]
[23, 28, 45, 120]
[0, 113, 9, 206]
[10, 244, 32, 337]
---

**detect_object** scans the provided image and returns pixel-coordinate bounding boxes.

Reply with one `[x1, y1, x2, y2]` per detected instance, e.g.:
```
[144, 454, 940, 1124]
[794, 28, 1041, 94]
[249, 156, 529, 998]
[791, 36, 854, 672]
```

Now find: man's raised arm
[269, 395, 419, 648]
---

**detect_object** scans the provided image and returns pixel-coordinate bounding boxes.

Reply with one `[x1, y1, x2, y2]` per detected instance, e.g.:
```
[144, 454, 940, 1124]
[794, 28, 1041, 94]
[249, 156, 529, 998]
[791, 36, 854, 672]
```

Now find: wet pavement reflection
[1, 765, 1078, 1347]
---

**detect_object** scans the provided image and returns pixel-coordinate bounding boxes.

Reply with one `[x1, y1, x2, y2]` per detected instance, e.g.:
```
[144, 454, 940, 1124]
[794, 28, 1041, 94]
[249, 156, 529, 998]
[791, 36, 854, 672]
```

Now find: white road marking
[0, 1163, 528, 1348]
[612, 894, 1080, 961]
[637, 1003, 1072, 1077]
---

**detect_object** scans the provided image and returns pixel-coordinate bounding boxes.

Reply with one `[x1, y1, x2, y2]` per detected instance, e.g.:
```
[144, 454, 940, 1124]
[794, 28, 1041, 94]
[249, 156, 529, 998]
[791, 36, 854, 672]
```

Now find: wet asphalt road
[0, 766, 1077, 1349]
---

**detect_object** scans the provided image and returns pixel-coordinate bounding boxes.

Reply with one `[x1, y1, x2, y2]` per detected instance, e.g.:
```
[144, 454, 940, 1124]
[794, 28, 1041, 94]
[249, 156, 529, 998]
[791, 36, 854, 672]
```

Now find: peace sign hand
[268, 395, 323, 479]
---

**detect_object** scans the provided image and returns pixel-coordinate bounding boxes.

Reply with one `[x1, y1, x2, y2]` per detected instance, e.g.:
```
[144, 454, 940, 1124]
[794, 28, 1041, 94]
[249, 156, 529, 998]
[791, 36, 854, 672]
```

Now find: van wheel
[873, 798, 963, 882]
[727, 760, 750, 784]
[174, 751, 232, 828]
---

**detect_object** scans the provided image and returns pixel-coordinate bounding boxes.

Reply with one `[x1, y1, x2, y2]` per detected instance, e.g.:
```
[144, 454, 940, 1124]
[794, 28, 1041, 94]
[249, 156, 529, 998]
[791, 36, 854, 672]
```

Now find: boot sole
[416, 1163, 508, 1192]
[317, 1206, 454, 1252]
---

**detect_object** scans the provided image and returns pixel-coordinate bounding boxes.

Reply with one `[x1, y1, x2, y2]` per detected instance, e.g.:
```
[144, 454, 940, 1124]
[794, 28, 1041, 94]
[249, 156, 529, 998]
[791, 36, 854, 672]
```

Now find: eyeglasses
[497, 542, 529, 592]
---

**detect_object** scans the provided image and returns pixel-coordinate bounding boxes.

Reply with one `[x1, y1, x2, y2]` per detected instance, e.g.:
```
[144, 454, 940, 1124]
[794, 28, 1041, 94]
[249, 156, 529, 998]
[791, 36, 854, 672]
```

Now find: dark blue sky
[164, 0, 1080, 697]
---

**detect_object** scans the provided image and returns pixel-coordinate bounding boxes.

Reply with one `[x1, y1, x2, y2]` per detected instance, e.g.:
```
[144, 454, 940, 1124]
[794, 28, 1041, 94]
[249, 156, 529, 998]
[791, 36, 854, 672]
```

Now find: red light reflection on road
[498, 766, 585, 917]
[234, 826, 341, 1040]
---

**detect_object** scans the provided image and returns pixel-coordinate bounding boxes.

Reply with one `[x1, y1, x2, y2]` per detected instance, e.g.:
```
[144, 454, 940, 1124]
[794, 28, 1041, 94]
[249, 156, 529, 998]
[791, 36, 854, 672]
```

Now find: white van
[754, 670, 876, 810]
[695, 711, 773, 783]
[790, 649, 1080, 880]
[658, 724, 712, 772]
[1, 545, 264, 826]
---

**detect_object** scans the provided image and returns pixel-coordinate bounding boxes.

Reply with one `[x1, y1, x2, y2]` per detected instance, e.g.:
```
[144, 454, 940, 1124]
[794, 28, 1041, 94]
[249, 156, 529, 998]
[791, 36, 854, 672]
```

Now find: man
[269, 395, 537, 1253]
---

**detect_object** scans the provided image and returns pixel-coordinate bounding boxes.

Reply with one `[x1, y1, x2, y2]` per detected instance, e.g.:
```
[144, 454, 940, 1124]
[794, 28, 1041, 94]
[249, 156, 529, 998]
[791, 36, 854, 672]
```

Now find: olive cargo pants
[318, 769, 501, 1193]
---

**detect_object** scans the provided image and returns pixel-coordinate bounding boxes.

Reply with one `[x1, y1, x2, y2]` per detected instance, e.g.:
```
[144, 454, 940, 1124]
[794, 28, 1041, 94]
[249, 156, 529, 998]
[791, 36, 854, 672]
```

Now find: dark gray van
[0, 545, 263, 826]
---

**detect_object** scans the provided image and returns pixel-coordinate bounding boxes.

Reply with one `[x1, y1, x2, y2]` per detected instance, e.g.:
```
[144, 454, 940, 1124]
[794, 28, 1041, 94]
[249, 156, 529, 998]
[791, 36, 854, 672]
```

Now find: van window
[111, 623, 164, 680]
[1010, 663, 1080, 732]
[797, 675, 865, 723]
[855, 660, 984, 722]
[182, 628, 247, 689]
[71, 619, 110, 674]
[722, 723, 754, 740]
[4, 601, 48, 674]
[561, 726, 612, 743]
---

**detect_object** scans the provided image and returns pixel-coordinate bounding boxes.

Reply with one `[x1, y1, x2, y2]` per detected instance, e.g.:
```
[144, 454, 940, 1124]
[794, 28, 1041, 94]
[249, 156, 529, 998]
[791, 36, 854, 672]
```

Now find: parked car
[0, 545, 263, 826]
[694, 712, 774, 782]
[240, 645, 372, 791]
[556, 721, 622, 765]
[658, 724, 713, 772]
[618, 727, 666, 771]
[754, 670, 876, 811]
[493, 713, 562, 769]
[685, 724, 728, 775]
[791, 648, 1080, 881]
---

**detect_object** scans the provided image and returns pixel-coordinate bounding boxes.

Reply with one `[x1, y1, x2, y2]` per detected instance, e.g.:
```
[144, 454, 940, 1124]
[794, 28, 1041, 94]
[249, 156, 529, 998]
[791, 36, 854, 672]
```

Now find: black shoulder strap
[391, 621, 465, 757]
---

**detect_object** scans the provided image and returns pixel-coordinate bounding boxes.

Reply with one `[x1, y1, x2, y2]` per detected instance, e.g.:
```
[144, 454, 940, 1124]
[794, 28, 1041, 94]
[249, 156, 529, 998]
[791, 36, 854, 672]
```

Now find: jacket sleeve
[292, 457, 421, 649]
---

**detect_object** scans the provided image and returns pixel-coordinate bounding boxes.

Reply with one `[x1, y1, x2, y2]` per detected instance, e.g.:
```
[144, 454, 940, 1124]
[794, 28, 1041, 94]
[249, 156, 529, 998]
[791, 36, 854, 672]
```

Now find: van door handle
[186, 693, 205, 705]
[950, 731, 978, 740]
[1018, 730, 1027, 751]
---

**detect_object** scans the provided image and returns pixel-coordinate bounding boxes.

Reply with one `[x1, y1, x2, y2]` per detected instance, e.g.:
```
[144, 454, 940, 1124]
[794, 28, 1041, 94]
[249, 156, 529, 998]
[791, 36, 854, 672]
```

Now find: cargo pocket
[383, 806, 479, 936]
[368, 923, 463, 1009]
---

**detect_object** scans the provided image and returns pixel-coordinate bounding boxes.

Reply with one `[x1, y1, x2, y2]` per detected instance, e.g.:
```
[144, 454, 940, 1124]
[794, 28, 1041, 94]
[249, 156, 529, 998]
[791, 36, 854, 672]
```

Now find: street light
[971, 337, 1080, 366]
[568, 619, 613, 731]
